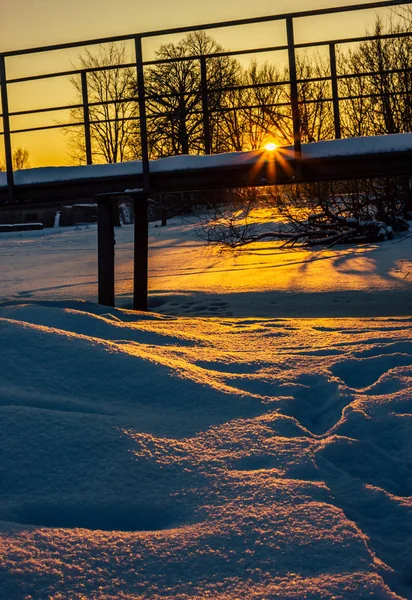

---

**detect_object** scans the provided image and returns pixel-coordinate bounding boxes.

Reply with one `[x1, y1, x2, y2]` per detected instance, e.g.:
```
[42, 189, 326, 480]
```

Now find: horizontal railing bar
[8, 103, 84, 117]
[4, 29, 411, 88]
[7, 95, 141, 117]
[146, 82, 290, 100]
[7, 64, 411, 119]
[145, 67, 411, 100]
[294, 28, 412, 50]
[139, 1, 412, 38]
[191, 90, 411, 113]
[7, 62, 137, 85]
[72, 61, 412, 101]
[7, 121, 83, 134]
[2, 1, 410, 57]
[287, 89, 411, 106]
[7, 68, 87, 85]
[142, 30, 412, 66]
[4, 63, 410, 127]
[142, 45, 290, 67]
[338, 90, 411, 101]
[139, 1, 412, 40]
[181, 69, 411, 97]
[145, 79, 325, 101]
[5, 109, 289, 135]
[6, 87, 411, 136]
[143, 31, 412, 67]
[336, 66, 412, 80]
[3, 35, 137, 58]
[7, 118, 142, 135]
[146, 102, 291, 117]
[5, 50, 284, 85]
[102, 88, 412, 116]
[8, 116, 145, 134]
[7, 116, 144, 135]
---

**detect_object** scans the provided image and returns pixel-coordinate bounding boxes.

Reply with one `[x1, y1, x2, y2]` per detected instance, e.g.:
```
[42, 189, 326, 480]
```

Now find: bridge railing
[0, 0, 411, 203]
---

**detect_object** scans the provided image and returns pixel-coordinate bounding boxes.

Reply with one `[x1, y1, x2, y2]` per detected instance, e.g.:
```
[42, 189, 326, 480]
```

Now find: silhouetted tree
[145, 31, 240, 156]
[215, 61, 290, 151]
[67, 43, 139, 164]
[340, 17, 412, 136]
[0, 147, 30, 171]
[199, 177, 410, 249]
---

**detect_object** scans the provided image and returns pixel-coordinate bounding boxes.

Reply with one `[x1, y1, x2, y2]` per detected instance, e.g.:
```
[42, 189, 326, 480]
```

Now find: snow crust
[0, 219, 411, 599]
[1, 133, 412, 188]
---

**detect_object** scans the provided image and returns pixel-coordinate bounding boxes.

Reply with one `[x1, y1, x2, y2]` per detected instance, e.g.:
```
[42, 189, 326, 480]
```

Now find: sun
[264, 142, 277, 151]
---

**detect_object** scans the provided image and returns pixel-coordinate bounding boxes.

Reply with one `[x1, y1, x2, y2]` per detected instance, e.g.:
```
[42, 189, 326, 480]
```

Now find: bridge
[1, 135, 412, 204]
[1, 0, 411, 309]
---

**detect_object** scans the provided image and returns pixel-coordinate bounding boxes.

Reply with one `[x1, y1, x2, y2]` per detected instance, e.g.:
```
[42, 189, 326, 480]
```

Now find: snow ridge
[0, 302, 411, 599]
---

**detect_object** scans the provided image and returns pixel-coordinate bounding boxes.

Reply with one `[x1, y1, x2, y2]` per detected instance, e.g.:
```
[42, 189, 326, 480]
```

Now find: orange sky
[0, 0, 389, 51]
[0, 0, 399, 167]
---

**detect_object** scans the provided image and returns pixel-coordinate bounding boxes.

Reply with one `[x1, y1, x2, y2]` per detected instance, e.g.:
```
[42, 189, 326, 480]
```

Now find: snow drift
[0, 302, 411, 599]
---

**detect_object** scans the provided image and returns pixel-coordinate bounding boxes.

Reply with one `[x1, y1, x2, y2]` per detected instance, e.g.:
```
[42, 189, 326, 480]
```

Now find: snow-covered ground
[0, 219, 411, 599]
[1, 218, 412, 317]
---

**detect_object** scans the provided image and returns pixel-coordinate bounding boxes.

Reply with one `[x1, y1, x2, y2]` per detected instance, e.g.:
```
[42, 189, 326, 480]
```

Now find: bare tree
[199, 177, 410, 249]
[66, 43, 139, 164]
[215, 53, 334, 152]
[296, 55, 335, 143]
[216, 61, 291, 151]
[0, 147, 30, 171]
[340, 16, 412, 136]
[145, 31, 240, 157]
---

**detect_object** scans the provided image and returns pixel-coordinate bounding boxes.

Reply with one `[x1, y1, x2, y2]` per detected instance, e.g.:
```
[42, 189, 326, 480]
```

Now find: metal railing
[1, 0, 411, 203]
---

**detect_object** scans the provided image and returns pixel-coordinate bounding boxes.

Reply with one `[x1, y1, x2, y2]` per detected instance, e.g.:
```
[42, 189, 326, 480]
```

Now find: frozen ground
[1, 218, 411, 317]
[0, 219, 411, 599]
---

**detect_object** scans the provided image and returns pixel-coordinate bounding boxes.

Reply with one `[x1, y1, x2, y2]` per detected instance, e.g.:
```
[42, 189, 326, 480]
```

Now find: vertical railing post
[134, 36, 150, 192]
[134, 36, 150, 311]
[200, 56, 212, 155]
[286, 17, 302, 176]
[0, 54, 14, 203]
[81, 70, 93, 165]
[329, 43, 341, 140]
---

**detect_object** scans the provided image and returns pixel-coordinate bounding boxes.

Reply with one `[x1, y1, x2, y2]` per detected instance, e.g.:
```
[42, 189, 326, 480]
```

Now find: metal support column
[286, 17, 302, 178]
[0, 54, 14, 203]
[97, 198, 115, 307]
[329, 44, 341, 140]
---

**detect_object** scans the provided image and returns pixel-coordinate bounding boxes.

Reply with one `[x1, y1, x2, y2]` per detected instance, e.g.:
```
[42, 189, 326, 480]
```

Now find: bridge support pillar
[97, 197, 115, 307]
[95, 190, 148, 311]
[133, 191, 148, 311]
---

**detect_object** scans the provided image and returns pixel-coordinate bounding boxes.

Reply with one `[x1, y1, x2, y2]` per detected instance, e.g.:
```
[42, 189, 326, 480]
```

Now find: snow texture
[0, 219, 411, 599]
[0, 217, 411, 317]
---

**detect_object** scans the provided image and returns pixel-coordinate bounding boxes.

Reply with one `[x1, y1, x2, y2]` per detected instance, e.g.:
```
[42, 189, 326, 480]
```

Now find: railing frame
[1, 0, 411, 194]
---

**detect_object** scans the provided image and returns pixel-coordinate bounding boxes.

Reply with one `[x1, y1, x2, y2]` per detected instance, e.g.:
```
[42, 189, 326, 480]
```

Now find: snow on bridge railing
[1, 134, 412, 194]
